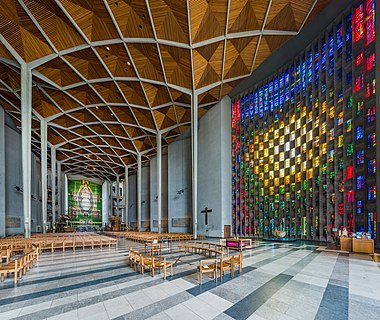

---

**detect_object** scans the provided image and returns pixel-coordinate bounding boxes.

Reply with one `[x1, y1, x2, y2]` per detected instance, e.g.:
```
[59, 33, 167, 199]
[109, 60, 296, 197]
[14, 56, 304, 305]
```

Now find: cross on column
[201, 207, 213, 225]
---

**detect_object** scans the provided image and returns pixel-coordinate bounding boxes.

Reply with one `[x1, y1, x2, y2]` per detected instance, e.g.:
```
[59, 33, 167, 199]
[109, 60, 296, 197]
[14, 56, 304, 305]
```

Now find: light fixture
[127, 61, 131, 66]
[106, 46, 110, 51]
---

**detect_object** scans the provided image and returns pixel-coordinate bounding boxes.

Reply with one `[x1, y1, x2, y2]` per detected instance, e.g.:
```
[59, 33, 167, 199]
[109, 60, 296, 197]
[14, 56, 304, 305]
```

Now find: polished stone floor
[0, 239, 379, 320]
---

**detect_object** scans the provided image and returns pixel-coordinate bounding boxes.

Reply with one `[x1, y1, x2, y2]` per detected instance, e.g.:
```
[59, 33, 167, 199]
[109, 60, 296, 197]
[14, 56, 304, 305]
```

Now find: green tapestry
[68, 180, 102, 227]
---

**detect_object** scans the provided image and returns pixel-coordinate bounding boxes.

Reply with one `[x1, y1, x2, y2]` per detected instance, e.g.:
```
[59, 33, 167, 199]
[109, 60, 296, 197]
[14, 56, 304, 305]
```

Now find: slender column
[51, 146, 56, 229]
[64, 174, 68, 215]
[21, 64, 32, 238]
[109, 181, 113, 221]
[116, 174, 120, 218]
[0, 106, 5, 237]
[191, 93, 198, 239]
[124, 166, 128, 225]
[41, 120, 47, 233]
[137, 153, 142, 231]
[376, 0, 380, 248]
[57, 162, 61, 216]
[157, 133, 162, 233]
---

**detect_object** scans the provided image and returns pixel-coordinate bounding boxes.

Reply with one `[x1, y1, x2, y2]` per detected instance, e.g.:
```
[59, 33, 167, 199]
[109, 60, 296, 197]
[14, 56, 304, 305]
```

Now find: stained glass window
[368, 159, 376, 174]
[356, 126, 364, 140]
[356, 150, 365, 165]
[354, 4, 364, 42]
[368, 133, 376, 148]
[365, 0, 375, 45]
[347, 166, 354, 179]
[368, 186, 376, 200]
[357, 176, 365, 189]
[367, 106, 376, 122]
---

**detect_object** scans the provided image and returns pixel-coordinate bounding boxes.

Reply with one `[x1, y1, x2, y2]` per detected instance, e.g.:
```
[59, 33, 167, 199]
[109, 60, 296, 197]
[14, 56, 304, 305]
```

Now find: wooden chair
[128, 247, 140, 269]
[133, 251, 143, 272]
[152, 257, 173, 280]
[197, 259, 218, 284]
[1, 248, 11, 264]
[229, 252, 243, 278]
[217, 255, 233, 283]
[140, 255, 154, 275]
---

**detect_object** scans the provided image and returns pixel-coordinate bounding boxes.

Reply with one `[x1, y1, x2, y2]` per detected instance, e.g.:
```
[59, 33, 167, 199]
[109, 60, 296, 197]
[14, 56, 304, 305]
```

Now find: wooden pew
[0, 255, 25, 284]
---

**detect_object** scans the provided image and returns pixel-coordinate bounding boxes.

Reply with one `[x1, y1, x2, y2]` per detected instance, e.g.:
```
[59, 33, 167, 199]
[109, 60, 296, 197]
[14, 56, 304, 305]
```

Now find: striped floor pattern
[0, 239, 379, 320]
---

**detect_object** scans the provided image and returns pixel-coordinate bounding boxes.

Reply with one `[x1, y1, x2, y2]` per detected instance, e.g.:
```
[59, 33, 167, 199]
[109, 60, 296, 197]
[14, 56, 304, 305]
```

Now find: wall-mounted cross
[201, 207, 213, 225]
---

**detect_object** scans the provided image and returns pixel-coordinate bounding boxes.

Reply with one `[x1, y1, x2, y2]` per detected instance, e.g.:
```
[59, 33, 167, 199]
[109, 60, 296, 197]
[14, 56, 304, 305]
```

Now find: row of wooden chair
[0, 246, 39, 284]
[129, 247, 173, 280]
[0, 234, 118, 253]
[178, 241, 228, 257]
[104, 231, 198, 243]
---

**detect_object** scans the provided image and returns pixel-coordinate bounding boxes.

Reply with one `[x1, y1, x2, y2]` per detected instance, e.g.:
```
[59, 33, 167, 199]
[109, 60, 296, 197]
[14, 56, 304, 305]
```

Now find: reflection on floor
[0, 239, 379, 320]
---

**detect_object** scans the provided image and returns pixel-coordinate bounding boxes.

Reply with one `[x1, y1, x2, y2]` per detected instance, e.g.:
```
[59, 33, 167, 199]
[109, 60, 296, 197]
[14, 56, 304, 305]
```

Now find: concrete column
[57, 162, 61, 216]
[191, 93, 198, 239]
[116, 174, 120, 218]
[376, 0, 380, 248]
[0, 107, 5, 237]
[109, 181, 113, 220]
[41, 120, 47, 233]
[157, 133, 162, 234]
[51, 146, 56, 228]
[21, 64, 32, 238]
[124, 166, 128, 225]
[137, 153, 142, 231]
[64, 174, 68, 215]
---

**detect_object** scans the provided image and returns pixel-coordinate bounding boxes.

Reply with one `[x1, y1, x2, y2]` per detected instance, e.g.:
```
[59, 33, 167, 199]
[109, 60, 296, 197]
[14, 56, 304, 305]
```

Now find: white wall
[168, 137, 192, 233]
[128, 174, 137, 228]
[150, 154, 168, 232]
[4, 124, 42, 235]
[197, 96, 232, 237]
[145, 96, 232, 237]
[141, 166, 150, 230]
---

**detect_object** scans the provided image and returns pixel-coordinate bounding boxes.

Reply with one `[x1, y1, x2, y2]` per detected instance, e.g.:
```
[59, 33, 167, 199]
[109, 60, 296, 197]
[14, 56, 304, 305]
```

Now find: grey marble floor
[0, 239, 379, 320]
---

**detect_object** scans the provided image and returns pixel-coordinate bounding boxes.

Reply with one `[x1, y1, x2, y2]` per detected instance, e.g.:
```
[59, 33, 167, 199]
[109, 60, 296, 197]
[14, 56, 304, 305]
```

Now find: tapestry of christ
[67, 180, 102, 228]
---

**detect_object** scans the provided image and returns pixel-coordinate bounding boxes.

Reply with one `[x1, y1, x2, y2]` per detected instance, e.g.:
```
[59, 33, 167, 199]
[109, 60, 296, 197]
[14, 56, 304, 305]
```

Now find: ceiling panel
[0, 0, 329, 178]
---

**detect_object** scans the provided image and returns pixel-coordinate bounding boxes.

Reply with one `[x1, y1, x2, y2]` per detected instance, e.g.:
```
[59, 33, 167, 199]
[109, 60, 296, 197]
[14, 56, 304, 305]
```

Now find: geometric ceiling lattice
[0, 0, 330, 179]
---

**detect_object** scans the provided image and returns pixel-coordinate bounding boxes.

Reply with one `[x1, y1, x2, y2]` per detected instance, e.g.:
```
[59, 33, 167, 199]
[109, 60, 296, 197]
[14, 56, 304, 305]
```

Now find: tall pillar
[57, 162, 61, 216]
[137, 153, 142, 231]
[109, 181, 113, 221]
[21, 64, 32, 238]
[157, 133, 162, 234]
[376, 0, 380, 248]
[51, 146, 56, 228]
[41, 120, 47, 233]
[116, 174, 120, 218]
[64, 173, 68, 215]
[124, 166, 128, 225]
[0, 106, 5, 237]
[191, 93, 198, 239]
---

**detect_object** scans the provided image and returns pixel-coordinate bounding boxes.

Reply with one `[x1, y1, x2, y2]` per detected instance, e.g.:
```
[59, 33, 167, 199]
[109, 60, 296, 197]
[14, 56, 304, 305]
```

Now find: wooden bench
[0, 246, 38, 284]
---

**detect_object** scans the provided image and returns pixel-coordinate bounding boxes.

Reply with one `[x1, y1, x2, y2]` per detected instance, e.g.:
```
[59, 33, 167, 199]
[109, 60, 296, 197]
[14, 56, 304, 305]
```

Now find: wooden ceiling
[0, 0, 329, 180]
